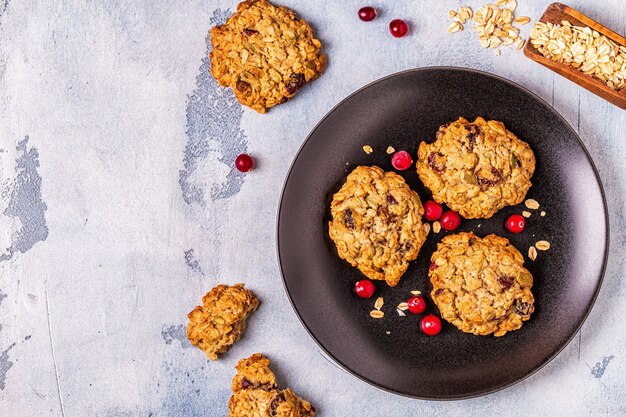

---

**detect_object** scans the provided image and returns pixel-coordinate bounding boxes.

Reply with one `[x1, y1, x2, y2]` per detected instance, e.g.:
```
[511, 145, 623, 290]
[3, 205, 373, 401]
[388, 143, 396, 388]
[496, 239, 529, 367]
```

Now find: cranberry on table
[440, 210, 461, 231]
[506, 214, 526, 233]
[391, 150, 413, 170]
[421, 314, 442, 336]
[389, 19, 409, 38]
[407, 295, 427, 314]
[424, 200, 443, 221]
[358, 6, 377, 22]
[354, 280, 375, 298]
[235, 153, 254, 172]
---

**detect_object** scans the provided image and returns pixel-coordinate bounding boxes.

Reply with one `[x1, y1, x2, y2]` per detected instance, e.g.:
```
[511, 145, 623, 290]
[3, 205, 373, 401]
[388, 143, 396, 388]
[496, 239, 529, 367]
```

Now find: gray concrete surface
[0, 0, 625, 415]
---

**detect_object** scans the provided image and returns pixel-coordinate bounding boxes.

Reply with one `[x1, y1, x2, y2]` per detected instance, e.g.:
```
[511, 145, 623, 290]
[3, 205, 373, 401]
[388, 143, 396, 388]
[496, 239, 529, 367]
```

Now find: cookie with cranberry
[328, 166, 427, 287]
[210, 0, 326, 113]
[429, 232, 535, 336]
[416, 117, 535, 219]
[228, 353, 315, 417]
[187, 284, 259, 361]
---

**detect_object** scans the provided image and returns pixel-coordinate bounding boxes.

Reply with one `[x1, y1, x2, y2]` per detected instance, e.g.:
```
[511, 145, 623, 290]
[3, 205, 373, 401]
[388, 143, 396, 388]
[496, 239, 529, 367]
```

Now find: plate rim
[275, 66, 610, 400]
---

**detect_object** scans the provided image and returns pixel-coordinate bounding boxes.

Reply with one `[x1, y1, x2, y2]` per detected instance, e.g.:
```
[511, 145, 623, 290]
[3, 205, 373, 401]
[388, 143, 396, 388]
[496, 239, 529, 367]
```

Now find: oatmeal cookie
[187, 284, 259, 360]
[328, 166, 427, 287]
[228, 353, 315, 417]
[416, 117, 536, 219]
[210, 0, 326, 113]
[429, 232, 535, 336]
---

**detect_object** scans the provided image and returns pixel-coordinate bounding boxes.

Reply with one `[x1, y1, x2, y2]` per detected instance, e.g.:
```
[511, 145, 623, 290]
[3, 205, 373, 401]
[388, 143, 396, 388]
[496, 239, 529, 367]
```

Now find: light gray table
[1, 1, 625, 415]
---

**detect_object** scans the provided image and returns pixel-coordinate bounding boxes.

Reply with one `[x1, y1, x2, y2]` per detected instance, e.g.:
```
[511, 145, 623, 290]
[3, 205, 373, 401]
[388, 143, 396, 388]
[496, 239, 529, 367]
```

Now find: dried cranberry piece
[344, 209, 355, 229]
[269, 392, 286, 416]
[241, 378, 253, 389]
[475, 167, 503, 186]
[286, 73, 306, 94]
[242, 28, 258, 35]
[466, 124, 480, 151]
[514, 299, 532, 316]
[428, 152, 445, 174]
[386, 194, 397, 205]
[429, 262, 438, 271]
[435, 289, 444, 296]
[236, 81, 251, 93]
[436, 124, 449, 139]
[498, 276, 513, 290]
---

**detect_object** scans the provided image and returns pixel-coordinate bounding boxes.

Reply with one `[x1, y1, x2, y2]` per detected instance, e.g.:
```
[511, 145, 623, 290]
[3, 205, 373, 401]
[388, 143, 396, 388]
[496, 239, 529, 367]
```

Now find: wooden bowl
[524, 2, 626, 109]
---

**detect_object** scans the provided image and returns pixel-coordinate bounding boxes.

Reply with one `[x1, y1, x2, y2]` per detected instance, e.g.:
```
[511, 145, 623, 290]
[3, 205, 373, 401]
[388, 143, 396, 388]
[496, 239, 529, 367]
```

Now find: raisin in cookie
[187, 284, 259, 360]
[429, 232, 535, 336]
[328, 166, 427, 287]
[228, 353, 315, 417]
[416, 117, 536, 219]
[210, 0, 326, 113]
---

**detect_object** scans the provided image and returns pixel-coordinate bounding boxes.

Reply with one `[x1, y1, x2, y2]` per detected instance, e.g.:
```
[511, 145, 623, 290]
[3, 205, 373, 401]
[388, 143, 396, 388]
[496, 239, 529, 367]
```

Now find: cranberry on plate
[506, 214, 526, 233]
[421, 314, 442, 336]
[358, 6, 377, 22]
[407, 295, 427, 314]
[391, 150, 413, 170]
[355, 280, 375, 298]
[424, 200, 443, 221]
[440, 210, 461, 231]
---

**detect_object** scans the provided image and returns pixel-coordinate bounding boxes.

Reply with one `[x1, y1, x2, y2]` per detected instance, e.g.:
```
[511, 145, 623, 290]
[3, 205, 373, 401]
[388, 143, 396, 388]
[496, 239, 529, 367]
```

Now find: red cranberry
[506, 214, 525, 233]
[358, 6, 377, 22]
[235, 154, 254, 172]
[429, 262, 437, 271]
[424, 200, 443, 221]
[407, 296, 426, 314]
[354, 280, 375, 298]
[440, 210, 461, 231]
[421, 314, 442, 336]
[391, 150, 413, 170]
[389, 19, 409, 38]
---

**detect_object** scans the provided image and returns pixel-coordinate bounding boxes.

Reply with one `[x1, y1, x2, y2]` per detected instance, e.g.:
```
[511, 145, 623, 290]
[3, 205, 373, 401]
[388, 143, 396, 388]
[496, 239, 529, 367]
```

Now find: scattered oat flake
[494, 49, 501, 56]
[397, 302, 409, 310]
[370, 310, 384, 319]
[363, 145, 373, 154]
[540, 211, 546, 217]
[423, 223, 431, 235]
[535, 240, 551, 251]
[528, 246, 538, 260]
[397, 309, 406, 317]
[522, 210, 532, 218]
[410, 290, 421, 295]
[433, 221, 441, 233]
[374, 297, 384, 310]
[386, 146, 395, 154]
[448, 22, 463, 33]
[515, 16, 531, 25]
[386, 331, 391, 334]
[525, 199, 540, 210]
[448, 9, 457, 19]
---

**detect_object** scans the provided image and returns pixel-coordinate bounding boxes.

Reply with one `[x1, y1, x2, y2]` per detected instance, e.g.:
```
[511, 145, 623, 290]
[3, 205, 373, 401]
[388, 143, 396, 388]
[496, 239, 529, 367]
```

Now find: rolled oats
[525, 198, 540, 209]
[374, 297, 384, 310]
[386, 146, 395, 154]
[530, 20, 626, 91]
[363, 145, 373, 154]
[433, 221, 442, 233]
[528, 245, 537, 260]
[522, 210, 532, 218]
[397, 302, 409, 311]
[535, 240, 551, 251]
[410, 290, 422, 295]
[370, 310, 384, 319]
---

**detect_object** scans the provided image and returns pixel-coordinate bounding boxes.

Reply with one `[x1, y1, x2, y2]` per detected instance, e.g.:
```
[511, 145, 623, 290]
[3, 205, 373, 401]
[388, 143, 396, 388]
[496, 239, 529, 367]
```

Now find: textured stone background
[1, 0, 625, 415]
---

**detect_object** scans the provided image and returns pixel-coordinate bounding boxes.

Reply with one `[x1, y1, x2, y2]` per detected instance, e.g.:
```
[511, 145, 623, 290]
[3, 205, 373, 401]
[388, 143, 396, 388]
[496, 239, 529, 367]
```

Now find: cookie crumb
[362, 145, 373, 154]
[540, 210, 546, 217]
[386, 146, 395, 154]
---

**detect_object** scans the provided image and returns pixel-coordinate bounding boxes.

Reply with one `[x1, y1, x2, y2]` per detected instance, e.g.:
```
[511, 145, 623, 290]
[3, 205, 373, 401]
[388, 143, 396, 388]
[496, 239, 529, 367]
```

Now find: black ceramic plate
[277, 68, 608, 399]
